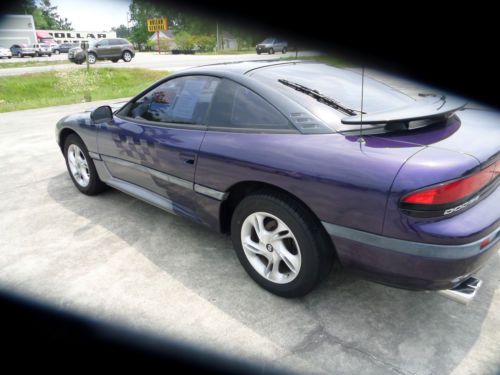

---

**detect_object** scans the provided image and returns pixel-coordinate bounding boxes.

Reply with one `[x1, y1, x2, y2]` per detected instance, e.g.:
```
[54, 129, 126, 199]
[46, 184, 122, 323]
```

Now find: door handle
[179, 152, 195, 165]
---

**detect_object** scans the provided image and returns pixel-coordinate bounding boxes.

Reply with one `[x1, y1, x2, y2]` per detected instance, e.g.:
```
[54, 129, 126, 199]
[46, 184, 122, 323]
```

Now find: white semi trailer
[0, 14, 37, 47]
[0, 14, 116, 48]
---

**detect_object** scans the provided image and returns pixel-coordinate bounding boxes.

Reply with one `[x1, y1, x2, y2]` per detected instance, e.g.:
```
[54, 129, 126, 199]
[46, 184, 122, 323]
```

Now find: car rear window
[250, 63, 414, 129]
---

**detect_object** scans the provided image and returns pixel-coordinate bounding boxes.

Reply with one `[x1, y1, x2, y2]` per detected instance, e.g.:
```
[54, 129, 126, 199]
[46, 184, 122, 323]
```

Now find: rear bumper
[323, 222, 500, 290]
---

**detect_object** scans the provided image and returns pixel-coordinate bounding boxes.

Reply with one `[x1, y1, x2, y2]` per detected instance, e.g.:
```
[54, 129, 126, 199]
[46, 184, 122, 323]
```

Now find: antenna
[358, 67, 366, 144]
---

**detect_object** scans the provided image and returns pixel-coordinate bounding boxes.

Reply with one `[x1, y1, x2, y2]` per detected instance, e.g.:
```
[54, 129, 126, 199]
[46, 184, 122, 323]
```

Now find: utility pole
[216, 22, 219, 52]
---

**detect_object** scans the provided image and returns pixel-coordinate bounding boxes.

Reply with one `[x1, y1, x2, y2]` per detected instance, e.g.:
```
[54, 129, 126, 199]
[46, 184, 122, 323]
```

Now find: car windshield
[251, 63, 414, 129]
[261, 38, 275, 44]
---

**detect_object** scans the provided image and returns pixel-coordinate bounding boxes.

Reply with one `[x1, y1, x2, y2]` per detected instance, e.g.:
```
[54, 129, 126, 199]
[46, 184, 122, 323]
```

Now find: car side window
[97, 39, 109, 46]
[127, 76, 220, 125]
[206, 79, 291, 130]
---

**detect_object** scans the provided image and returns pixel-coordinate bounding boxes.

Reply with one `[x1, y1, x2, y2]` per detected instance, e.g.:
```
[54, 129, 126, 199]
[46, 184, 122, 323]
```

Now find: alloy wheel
[67, 144, 90, 187]
[123, 52, 132, 62]
[240, 212, 301, 284]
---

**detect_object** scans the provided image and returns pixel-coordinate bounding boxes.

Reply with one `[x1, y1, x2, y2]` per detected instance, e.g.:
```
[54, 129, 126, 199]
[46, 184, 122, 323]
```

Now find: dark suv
[68, 38, 135, 64]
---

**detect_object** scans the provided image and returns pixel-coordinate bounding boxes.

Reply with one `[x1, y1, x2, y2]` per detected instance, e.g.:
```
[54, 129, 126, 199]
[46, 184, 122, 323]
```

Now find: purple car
[55, 61, 499, 302]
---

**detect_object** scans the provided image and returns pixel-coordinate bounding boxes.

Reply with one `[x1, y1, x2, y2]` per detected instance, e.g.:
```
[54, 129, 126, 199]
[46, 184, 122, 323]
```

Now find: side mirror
[91, 106, 113, 124]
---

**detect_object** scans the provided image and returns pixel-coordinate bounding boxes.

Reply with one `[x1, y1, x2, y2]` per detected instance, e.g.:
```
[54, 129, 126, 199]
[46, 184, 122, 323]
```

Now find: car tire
[55, 50, 60, 55]
[111, 58, 119, 63]
[122, 51, 132, 62]
[64, 134, 106, 196]
[269, 48, 274, 55]
[230, 191, 334, 297]
[87, 53, 97, 64]
[18, 52, 23, 58]
[282, 47, 287, 54]
[8, 56, 11, 59]
[48, 54, 52, 57]
[257, 51, 261, 55]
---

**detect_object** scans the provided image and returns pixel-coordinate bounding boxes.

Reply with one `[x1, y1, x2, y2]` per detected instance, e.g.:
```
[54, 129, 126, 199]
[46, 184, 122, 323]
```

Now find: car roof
[183, 60, 313, 76]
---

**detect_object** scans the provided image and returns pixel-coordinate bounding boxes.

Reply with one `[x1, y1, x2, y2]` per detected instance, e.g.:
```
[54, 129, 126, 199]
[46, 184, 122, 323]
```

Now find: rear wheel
[64, 134, 106, 195]
[18, 52, 23, 58]
[111, 58, 119, 63]
[230, 191, 333, 297]
[282, 47, 287, 54]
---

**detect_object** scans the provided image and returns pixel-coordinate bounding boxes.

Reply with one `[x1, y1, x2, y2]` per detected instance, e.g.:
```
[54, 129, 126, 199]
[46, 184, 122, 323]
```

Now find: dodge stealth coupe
[55, 61, 500, 302]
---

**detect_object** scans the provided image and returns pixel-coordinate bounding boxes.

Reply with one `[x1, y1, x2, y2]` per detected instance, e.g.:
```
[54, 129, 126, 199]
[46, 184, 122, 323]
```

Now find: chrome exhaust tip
[437, 276, 482, 305]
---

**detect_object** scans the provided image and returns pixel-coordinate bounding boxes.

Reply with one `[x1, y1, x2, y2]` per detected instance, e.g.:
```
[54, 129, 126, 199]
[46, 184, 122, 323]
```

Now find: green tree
[4, 0, 37, 14]
[175, 31, 194, 50]
[6, 0, 72, 30]
[128, 0, 168, 47]
[112, 25, 131, 39]
[193, 35, 216, 52]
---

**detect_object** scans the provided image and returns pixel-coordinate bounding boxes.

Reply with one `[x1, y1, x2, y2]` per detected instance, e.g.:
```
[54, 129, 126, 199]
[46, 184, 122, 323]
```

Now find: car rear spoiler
[341, 96, 467, 125]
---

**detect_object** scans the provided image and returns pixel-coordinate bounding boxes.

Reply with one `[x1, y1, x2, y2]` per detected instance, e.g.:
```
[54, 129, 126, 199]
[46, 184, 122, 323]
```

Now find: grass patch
[0, 67, 168, 112]
[0, 59, 72, 69]
[279, 55, 351, 67]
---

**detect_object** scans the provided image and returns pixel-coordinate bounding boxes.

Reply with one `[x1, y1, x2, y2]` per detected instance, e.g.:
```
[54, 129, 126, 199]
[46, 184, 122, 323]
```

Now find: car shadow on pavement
[47, 172, 499, 375]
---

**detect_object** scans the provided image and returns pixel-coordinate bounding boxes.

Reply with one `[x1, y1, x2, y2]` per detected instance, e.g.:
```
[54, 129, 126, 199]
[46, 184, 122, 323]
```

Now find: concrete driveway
[0, 96, 499, 374]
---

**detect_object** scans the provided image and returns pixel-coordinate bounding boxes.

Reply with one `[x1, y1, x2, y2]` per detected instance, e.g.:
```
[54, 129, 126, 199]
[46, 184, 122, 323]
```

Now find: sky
[51, 0, 131, 31]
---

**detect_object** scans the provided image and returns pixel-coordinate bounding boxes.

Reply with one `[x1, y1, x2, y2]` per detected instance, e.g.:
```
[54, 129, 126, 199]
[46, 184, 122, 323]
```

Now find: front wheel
[64, 134, 106, 195]
[122, 51, 132, 62]
[230, 192, 333, 297]
[282, 47, 287, 54]
[268, 48, 274, 55]
[87, 53, 96, 64]
[18, 52, 23, 58]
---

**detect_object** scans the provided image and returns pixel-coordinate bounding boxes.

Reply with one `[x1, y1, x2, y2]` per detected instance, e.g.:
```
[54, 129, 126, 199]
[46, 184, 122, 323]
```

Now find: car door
[195, 78, 297, 191]
[97, 75, 220, 215]
[107, 39, 122, 58]
[94, 39, 109, 58]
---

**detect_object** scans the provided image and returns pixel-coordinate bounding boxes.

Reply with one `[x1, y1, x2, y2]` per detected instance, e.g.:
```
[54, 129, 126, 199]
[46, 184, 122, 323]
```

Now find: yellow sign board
[147, 17, 168, 32]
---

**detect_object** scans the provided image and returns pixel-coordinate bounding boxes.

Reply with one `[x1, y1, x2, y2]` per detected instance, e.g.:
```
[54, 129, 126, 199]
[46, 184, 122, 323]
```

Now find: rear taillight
[401, 160, 499, 216]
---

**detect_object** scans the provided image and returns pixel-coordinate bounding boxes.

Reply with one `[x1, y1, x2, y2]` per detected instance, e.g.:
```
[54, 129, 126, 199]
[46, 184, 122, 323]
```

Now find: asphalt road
[0, 50, 317, 76]
[0, 74, 499, 374]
